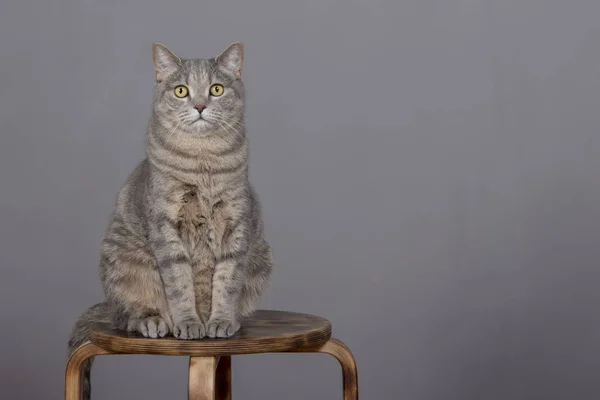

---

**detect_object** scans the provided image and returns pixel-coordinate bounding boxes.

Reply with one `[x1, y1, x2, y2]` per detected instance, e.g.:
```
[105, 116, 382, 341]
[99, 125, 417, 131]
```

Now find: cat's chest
[176, 187, 229, 250]
[177, 188, 221, 227]
[177, 191, 207, 228]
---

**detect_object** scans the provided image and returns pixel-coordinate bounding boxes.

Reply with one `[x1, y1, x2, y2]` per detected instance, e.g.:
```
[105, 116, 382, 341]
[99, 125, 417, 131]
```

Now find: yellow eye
[174, 85, 188, 98]
[210, 84, 224, 97]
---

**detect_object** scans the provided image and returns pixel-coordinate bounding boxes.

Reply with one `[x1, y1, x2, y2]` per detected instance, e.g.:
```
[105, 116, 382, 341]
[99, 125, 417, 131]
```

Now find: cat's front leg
[206, 219, 248, 338]
[193, 245, 215, 326]
[148, 185, 204, 339]
[206, 257, 244, 338]
[151, 231, 205, 339]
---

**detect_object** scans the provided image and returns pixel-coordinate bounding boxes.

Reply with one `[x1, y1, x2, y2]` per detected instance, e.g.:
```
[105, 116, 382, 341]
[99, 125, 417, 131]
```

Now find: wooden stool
[65, 310, 358, 399]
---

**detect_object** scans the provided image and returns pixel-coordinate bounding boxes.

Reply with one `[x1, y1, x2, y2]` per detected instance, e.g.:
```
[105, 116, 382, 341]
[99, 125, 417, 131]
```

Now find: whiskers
[165, 119, 182, 148]
[208, 111, 244, 140]
[157, 111, 243, 149]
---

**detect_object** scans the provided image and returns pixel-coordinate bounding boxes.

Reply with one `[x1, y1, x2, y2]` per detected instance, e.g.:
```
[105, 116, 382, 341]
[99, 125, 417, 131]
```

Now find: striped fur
[68, 43, 272, 399]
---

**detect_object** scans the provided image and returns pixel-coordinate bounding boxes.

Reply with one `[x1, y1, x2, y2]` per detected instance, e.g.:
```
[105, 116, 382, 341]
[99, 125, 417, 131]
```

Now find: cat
[67, 42, 273, 399]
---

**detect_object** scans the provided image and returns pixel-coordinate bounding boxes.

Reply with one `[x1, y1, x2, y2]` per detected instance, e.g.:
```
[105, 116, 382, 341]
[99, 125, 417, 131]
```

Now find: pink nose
[194, 104, 206, 112]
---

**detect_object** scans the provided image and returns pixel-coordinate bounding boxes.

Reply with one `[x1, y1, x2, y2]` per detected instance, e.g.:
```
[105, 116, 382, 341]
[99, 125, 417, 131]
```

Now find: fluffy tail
[67, 302, 111, 400]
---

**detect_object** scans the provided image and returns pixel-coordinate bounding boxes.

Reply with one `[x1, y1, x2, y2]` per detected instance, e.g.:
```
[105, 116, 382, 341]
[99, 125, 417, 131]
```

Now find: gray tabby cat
[67, 42, 272, 399]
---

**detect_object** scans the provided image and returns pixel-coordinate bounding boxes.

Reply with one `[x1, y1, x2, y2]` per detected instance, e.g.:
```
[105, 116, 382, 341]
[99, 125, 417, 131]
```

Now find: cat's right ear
[152, 43, 181, 82]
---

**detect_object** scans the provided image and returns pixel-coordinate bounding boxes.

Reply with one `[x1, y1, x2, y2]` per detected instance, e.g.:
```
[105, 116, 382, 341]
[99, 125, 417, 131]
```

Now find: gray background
[1, 0, 600, 399]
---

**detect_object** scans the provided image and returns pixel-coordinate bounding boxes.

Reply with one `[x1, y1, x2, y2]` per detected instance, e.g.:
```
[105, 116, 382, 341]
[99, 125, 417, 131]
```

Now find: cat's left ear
[153, 43, 181, 82]
[216, 42, 244, 80]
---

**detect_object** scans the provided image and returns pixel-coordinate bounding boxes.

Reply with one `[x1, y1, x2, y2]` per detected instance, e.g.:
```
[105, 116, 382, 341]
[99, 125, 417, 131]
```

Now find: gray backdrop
[1, 0, 600, 399]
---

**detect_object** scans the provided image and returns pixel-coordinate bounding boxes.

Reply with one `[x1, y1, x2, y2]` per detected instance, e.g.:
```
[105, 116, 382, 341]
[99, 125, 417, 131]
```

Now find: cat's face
[152, 43, 245, 137]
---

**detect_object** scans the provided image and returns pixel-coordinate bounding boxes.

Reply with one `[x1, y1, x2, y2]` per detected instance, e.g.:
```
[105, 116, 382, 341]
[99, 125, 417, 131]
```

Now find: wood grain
[66, 310, 357, 400]
[215, 355, 231, 400]
[188, 356, 218, 400]
[64, 342, 109, 400]
[90, 310, 332, 356]
[300, 339, 359, 400]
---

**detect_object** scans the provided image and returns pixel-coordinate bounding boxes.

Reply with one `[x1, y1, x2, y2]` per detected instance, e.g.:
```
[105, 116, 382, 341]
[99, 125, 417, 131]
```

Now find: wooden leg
[320, 339, 358, 400]
[215, 356, 232, 400]
[188, 356, 220, 400]
[65, 341, 109, 400]
[297, 338, 358, 400]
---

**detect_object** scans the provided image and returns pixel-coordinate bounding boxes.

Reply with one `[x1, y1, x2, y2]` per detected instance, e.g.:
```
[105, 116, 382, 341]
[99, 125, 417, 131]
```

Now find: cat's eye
[174, 85, 189, 98]
[210, 84, 224, 97]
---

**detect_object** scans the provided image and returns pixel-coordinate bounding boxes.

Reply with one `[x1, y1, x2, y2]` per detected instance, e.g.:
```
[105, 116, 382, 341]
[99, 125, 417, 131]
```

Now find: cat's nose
[194, 104, 206, 113]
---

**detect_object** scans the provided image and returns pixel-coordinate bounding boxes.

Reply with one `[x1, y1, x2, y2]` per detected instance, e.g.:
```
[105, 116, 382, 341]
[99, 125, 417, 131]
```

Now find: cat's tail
[67, 302, 111, 400]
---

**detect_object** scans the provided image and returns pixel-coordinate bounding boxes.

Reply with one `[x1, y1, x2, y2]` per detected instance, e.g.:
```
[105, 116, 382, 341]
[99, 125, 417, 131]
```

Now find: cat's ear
[215, 42, 244, 79]
[152, 43, 181, 82]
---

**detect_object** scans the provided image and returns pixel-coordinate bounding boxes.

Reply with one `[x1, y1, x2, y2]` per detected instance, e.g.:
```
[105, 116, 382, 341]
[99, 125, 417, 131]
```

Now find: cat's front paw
[173, 318, 205, 340]
[206, 317, 240, 338]
[128, 316, 169, 338]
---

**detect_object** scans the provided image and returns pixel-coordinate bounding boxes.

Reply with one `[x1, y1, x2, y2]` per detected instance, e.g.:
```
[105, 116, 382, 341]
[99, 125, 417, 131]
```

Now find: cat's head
[151, 42, 245, 137]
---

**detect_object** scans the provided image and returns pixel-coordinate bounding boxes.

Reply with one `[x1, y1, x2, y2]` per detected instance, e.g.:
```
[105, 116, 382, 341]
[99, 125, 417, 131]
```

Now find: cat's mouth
[189, 116, 213, 132]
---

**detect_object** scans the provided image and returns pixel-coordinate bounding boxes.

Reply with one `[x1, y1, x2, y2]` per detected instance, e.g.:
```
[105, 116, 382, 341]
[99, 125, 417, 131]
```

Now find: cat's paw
[129, 316, 169, 338]
[206, 317, 240, 338]
[173, 318, 205, 340]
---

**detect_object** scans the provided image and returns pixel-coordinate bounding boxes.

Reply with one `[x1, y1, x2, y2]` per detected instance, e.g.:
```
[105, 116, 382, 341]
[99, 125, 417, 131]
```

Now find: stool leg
[215, 356, 232, 400]
[65, 341, 109, 400]
[188, 356, 220, 400]
[310, 338, 359, 400]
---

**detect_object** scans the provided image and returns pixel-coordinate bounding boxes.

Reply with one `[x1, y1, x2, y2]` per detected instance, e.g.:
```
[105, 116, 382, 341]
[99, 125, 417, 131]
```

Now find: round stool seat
[90, 310, 332, 356]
